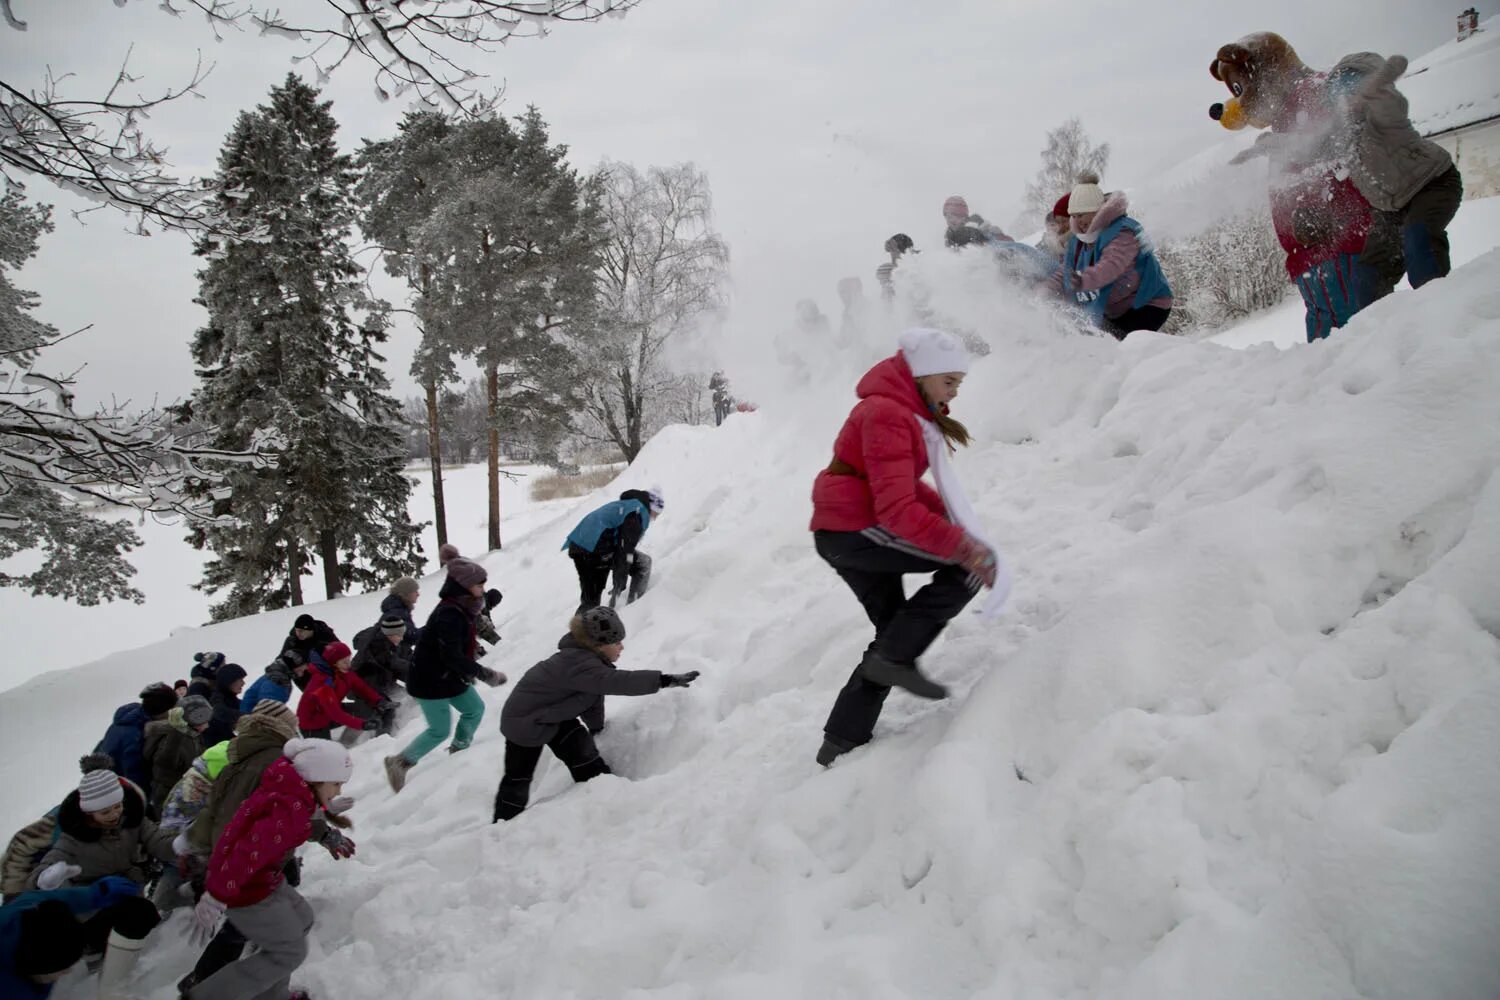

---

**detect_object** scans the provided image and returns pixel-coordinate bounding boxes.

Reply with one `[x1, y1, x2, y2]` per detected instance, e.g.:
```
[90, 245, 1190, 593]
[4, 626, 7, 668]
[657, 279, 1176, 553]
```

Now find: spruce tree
[182, 74, 421, 619]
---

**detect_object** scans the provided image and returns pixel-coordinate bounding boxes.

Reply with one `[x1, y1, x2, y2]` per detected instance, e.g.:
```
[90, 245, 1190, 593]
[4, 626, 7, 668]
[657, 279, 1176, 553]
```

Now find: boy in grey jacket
[1331, 52, 1464, 295]
[493, 608, 698, 822]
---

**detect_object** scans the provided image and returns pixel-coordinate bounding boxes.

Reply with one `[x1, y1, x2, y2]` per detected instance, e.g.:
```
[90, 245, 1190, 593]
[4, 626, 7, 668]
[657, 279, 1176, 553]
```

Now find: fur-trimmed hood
[1072, 192, 1130, 245]
[56, 779, 145, 842]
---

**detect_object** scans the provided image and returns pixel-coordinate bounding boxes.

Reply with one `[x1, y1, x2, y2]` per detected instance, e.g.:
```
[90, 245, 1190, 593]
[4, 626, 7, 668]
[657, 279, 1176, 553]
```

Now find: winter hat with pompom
[390, 576, 419, 599]
[1068, 171, 1105, 215]
[446, 557, 487, 591]
[942, 195, 970, 219]
[1051, 193, 1071, 218]
[78, 751, 115, 774]
[244, 699, 299, 742]
[283, 737, 354, 784]
[78, 770, 124, 813]
[438, 543, 461, 566]
[900, 328, 970, 379]
[192, 651, 224, 679]
[178, 694, 213, 727]
[13, 899, 86, 976]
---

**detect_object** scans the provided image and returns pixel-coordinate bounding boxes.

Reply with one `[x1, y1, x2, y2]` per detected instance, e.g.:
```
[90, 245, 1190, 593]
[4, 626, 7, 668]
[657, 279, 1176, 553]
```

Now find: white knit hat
[282, 737, 354, 784]
[1069, 170, 1105, 215]
[899, 328, 970, 378]
[78, 770, 124, 813]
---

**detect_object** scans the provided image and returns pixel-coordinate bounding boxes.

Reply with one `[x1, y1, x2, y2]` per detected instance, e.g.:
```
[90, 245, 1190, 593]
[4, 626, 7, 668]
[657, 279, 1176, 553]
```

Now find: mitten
[484, 588, 503, 611]
[362, 718, 382, 732]
[477, 667, 507, 688]
[319, 828, 357, 860]
[90, 875, 141, 908]
[36, 861, 82, 890]
[953, 533, 999, 588]
[191, 894, 227, 947]
[374, 700, 396, 713]
[171, 830, 196, 858]
[326, 794, 355, 816]
[659, 671, 701, 689]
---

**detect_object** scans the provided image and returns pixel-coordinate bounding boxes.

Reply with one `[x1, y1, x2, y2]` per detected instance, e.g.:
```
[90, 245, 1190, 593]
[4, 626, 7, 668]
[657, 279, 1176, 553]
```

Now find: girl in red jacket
[295, 642, 389, 740]
[187, 738, 354, 1000]
[810, 328, 1002, 767]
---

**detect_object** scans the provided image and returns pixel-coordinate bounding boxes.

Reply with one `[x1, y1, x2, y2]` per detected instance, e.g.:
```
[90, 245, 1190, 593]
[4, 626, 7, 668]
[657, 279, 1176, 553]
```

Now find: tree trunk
[319, 528, 341, 599]
[425, 378, 448, 548]
[486, 361, 502, 551]
[288, 540, 304, 607]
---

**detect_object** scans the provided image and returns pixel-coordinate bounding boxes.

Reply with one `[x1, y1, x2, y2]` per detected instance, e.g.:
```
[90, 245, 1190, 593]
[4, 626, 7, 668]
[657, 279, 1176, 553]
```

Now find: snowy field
[4, 237, 1497, 997]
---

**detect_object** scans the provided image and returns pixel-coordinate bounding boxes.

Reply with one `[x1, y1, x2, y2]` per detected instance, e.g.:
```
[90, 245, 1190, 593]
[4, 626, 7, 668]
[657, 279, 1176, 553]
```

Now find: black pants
[570, 546, 613, 612]
[1103, 305, 1171, 340]
[1359, 163, 1464, 298]
[80, 896, 160, 952]
[494, 720, 611, 821]
[814, 529, 978, 748]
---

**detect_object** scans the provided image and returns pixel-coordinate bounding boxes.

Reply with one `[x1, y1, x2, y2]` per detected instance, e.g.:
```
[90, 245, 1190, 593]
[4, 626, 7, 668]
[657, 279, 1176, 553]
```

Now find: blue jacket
[0, 886, 103, 996]
[240, 674, 291, 713]
[563, 499, 651, 556]
[94, 704, 151, 796]
[1061, 215, 1173, 322]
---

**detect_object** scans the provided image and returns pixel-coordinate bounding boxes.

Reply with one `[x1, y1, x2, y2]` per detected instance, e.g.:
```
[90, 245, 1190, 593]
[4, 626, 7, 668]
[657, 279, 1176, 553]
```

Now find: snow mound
[14, 252, 1500, 999]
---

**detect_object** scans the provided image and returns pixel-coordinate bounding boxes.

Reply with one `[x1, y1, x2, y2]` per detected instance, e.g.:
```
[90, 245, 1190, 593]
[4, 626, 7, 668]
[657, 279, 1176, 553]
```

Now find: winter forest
[2, 1, 1499, 999]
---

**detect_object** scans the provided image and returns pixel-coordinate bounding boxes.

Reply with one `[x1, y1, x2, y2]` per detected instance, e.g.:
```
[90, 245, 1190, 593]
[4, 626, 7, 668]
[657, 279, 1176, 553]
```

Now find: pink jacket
[1046, 193, 1173, 318]
[205, 757, 316, 907]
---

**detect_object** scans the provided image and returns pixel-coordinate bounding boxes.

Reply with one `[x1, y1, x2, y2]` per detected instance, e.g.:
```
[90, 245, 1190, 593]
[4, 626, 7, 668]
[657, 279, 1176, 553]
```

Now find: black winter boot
[857, 652, 948, 700]
[816, 736, 855, 767]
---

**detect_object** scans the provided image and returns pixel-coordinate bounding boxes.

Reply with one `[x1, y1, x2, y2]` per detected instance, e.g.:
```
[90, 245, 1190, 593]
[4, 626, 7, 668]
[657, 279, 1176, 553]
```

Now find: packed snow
[4, 235, 1498, 997]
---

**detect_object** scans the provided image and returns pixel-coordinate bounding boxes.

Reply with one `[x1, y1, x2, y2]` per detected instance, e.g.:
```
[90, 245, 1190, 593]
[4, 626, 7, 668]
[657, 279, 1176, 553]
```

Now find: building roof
[1404, 16, 1500, 137]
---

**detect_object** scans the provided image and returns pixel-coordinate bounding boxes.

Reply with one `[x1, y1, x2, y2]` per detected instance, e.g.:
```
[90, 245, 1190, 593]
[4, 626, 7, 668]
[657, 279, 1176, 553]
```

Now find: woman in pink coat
[809, 328, 999, 766]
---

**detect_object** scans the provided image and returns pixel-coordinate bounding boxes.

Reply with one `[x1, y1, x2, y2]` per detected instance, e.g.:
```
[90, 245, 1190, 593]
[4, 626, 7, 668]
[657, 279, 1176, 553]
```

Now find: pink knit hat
[942, 195, 969, 219]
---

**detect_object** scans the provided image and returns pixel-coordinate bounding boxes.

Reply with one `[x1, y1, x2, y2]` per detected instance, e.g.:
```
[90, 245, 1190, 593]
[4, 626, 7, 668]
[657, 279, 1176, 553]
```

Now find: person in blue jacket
[240, 651, 300, 713]
[562, 488, 665, 613]
[0, 877, 153, 997]
[94, 683, 176, 805]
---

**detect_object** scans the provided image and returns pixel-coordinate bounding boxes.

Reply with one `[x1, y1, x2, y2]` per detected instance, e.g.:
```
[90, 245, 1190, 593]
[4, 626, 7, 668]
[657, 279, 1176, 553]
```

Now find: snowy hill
[8, 240, 1500, 997]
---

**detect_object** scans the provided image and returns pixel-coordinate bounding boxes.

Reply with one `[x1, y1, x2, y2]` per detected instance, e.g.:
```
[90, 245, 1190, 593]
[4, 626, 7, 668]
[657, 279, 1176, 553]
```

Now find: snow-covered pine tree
[415, 107, 602, 550]
[181, 74, 421, 619]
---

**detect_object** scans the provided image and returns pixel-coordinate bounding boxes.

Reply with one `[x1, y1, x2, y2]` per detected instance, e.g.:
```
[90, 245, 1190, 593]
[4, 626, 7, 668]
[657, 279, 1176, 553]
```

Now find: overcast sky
[3, 0, 1489, 408]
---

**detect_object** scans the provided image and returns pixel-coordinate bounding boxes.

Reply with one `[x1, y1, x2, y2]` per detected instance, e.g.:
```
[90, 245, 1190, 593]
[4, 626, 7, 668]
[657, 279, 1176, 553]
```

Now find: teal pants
[401, 687, 485, 764]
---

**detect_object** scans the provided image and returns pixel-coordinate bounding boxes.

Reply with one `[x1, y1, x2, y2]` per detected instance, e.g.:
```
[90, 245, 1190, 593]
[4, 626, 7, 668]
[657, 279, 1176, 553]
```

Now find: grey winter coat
[500, 633, 662, 747]
[28, 782, 175, 889]
[1332, 53, 1453, 212]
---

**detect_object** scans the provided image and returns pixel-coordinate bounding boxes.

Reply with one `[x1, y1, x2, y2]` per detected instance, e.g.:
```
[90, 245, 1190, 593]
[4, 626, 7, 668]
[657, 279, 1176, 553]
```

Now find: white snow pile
[11, 250, 1500, 999]
[1404, 14, 1500, 138]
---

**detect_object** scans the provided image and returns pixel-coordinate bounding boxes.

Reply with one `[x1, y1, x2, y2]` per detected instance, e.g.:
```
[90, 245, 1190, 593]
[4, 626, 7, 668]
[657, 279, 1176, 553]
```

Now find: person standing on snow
[186, 739, 355, 1000]
[382, 576, 422, 641]
[875, 232, 916, 301]
[942, 195, 1011, 248]
[563, 489, 665, 613]
[493, 607, 699, 822]
[94, 683, 177, 806]
[186, 653, 224, 700]
[1044, 171, 1174, 339]
[346, 616, 414, 738]
[384, 558, 507, 793]
[200, 664, 248, 747]
[279, 615, 339, 690]
[295, 642, 389, 741]
[142, 695, 212, 813]
[809, 328, 1004, 767]
[240, 651, 300, 713]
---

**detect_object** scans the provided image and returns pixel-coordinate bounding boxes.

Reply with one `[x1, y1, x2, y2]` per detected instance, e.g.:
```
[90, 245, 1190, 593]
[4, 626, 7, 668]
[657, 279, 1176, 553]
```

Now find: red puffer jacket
[810, 353, 963, 559]
[1267, 73, 1372, 278]
[205, 757, 314, 907]
[295, 666, 382, 732]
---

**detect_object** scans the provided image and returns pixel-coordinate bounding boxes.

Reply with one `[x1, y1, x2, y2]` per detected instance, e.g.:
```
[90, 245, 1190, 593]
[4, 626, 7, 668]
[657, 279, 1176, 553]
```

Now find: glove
[171, 830, 195, 858]
[484, 588, 503, 611]
[90, 875, 141, 908]
[477, 667, 507, 688]
[36, 861, 82, 891]
[191, 894, 227, 947]
[319, 827, 357, 860]
[362, 717, 382, 732]
[953, 534, 999, 589]
[659, 671, 700, 689]
[326, 794, 355, 815]
[375, 700, 395, 714]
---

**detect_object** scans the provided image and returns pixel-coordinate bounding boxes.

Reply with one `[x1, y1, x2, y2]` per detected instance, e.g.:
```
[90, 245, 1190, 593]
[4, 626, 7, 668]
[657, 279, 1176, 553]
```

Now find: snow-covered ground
[6, 238, 1498, 997]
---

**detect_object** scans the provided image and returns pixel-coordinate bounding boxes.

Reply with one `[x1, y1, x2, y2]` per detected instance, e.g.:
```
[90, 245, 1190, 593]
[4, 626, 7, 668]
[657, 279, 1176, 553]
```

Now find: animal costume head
[1208, 32, 1312, 131]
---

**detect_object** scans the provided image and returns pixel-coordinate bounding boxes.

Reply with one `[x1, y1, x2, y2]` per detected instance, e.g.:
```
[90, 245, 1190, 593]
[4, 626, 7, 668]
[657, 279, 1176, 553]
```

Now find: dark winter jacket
[352, 625, 412, 698]
[27, 781, 174, 890]
[500, 632, 662, 747]
[281, 620, 338, 673]
[809, 353, 964, 559]
[406, 581, 486, 700]
[142, 711, 204, 812]
[186, 711, 318, 854]
[202, 664, 248, 747]
[565, 492, 654, 594]
[380, 592, 420, 642]
[94, 704, 155, 801]
[0, 885, 109, 997]
[206, 757, 317, 909]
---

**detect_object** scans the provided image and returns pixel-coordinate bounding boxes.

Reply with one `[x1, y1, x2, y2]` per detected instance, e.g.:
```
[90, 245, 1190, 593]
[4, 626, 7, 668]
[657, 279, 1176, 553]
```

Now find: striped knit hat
[241, 699, 299, 742]
[78, 770, 124, 813]
[380, 615, 407, 637]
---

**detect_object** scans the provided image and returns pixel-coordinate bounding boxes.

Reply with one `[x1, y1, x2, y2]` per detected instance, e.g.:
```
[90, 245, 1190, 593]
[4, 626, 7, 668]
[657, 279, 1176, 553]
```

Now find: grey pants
[190, 883, 314, 1000]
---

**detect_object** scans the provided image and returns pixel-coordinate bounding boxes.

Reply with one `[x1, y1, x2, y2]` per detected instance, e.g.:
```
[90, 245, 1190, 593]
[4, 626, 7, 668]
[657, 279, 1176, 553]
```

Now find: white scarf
[918, 417, 1012, 620]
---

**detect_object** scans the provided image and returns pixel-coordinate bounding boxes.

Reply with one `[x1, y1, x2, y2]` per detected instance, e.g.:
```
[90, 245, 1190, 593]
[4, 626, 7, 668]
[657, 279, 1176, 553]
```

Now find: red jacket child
[205, 756, 317, 908]
[295, 642, 383, 733]
[810, 352, 964, 560]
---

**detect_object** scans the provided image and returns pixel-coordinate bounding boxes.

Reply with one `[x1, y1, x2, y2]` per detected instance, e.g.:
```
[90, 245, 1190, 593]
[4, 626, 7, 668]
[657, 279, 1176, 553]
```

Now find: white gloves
[192, 894, 228, 947]
[36, 862, 82, 890]
[172, 831, 195, 858]
[326, 795, 355, 816]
